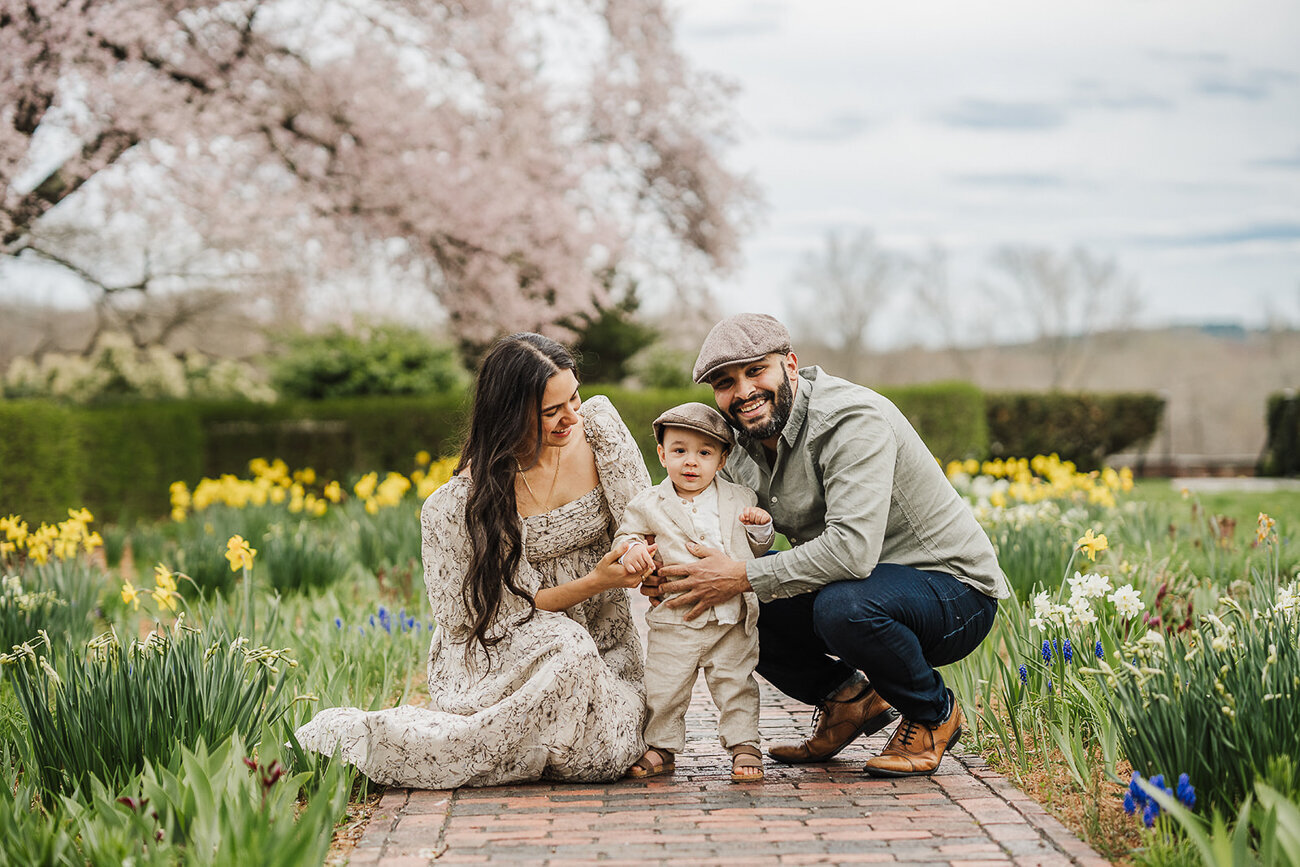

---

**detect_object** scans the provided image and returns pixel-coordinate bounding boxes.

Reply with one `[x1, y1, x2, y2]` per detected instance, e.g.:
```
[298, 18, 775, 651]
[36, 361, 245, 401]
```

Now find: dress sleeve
[421, 478, 475, 635]
[583, 395, 652, 527]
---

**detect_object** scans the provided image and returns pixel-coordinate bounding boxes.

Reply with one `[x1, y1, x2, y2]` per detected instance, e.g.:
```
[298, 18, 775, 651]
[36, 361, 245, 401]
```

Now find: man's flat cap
[652, 402, 734, 451]
[692, 313, 792, 384]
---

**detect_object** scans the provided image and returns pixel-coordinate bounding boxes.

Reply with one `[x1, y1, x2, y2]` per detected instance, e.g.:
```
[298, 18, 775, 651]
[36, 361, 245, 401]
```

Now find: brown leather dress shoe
[768, 684, 898, 764]
[862, 698, 964, 777]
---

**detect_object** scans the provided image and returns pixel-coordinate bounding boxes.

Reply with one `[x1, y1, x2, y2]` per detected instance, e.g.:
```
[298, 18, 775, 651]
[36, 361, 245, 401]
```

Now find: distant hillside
[798, 326, 1300, 461]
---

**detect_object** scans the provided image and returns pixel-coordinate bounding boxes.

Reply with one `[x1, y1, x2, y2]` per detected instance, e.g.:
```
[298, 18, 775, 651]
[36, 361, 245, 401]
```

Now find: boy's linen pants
[642, 619, 760, 753]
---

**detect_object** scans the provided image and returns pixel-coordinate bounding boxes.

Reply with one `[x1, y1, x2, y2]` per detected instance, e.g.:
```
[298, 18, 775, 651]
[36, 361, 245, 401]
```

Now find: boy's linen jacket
[614, 476, 768, 634]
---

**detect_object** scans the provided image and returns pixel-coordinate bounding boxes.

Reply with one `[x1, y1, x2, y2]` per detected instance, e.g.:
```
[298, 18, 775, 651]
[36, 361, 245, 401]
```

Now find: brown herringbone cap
[692, 313, 792, 384]
[652, 402, 734, 451]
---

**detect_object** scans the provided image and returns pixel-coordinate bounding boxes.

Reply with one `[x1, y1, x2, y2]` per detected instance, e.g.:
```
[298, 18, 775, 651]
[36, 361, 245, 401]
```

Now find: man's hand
[656, 542, 751, 621]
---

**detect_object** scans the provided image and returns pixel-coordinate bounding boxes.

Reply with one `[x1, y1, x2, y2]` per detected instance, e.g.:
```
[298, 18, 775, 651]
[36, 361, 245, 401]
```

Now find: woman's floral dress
[294, 397, 650, 787]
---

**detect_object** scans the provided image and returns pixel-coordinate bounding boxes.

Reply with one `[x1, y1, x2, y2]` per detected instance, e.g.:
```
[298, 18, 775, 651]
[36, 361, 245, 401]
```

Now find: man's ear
[784, 351, 799, 381]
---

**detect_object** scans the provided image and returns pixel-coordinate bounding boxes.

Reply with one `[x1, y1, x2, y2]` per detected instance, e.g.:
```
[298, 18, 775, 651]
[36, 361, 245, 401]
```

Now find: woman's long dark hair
[456, 332, 577, 654]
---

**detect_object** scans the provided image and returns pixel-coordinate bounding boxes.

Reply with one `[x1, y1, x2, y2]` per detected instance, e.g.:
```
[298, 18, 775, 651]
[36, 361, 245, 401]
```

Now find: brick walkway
[345, 680, 1109, 866]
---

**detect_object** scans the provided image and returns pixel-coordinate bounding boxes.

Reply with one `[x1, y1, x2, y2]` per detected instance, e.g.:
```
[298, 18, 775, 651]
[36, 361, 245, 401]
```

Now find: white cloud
[670, 0, 1300, 343]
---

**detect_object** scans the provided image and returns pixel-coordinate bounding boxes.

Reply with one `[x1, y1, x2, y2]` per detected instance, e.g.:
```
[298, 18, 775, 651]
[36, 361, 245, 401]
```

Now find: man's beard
[727, 376, 794, 441]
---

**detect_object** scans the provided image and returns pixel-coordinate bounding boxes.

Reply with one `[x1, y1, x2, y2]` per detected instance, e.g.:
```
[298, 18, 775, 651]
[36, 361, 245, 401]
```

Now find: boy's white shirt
[614, 476, 773, 632]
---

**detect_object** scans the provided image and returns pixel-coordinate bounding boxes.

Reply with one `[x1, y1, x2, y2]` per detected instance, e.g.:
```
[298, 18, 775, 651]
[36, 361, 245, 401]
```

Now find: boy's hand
[621, 541, 657, 575]
[738, 506, 772, 526]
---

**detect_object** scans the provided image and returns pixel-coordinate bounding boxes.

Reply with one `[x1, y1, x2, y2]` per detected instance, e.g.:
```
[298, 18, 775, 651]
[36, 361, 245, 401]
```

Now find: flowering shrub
[2, 333, 275, 404]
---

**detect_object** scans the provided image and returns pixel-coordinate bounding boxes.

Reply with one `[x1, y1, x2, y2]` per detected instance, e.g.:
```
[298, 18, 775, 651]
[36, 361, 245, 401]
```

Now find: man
[648, 313, 1010, 777]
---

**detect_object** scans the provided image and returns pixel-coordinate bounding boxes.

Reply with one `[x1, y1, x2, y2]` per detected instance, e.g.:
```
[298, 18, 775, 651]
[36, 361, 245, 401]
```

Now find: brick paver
[347, 600, 1109, 866]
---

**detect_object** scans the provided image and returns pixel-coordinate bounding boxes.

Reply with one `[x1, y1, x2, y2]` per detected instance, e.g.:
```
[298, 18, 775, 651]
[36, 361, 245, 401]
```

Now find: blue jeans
[755, 564, 998, 724]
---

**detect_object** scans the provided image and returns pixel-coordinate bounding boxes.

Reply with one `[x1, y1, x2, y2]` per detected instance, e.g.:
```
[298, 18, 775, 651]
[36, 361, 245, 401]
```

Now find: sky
[666, 0, 1300, 347]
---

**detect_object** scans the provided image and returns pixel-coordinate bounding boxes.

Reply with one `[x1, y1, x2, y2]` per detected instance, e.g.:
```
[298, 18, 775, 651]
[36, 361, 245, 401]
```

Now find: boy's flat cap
[653, 402, 734, 451]
[692, 313, 792, 384]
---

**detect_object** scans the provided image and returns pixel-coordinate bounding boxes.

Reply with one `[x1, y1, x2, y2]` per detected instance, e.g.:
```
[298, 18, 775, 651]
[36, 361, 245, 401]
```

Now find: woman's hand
[596, 541, 656, 590]
[535, 541, 656, 611]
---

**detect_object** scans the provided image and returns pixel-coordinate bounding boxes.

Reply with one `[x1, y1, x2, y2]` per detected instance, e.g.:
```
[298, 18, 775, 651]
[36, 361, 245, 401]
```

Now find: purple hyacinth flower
[1042, 640, 1052, 663]
[1176, 774, 1196, 808]
[1018, 665, 1028, 684]
[1123, 792, 1136, 814]
[1095, 640, 1104, 659]
[1143, 800, 1160, 828]
[1129, 772, 1147, 806]
[1063, 639, 1073, 663]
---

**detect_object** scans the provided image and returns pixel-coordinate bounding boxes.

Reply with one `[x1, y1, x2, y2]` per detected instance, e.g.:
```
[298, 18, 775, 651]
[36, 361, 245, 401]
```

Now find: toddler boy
[616, 402, 773, 782]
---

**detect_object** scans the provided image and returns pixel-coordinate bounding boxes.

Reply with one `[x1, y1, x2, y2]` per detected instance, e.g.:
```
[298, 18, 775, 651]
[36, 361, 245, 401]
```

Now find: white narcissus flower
[1069, 599, 1098, 628]
[1068, 571, 1090, 597]
[1276, 584, 1298, 616]
[1033, 591, 1054, 618]
[1029, 616, 1046, 631]
[1211, 634, 1232, 653]
[1085, 573, 1112, 598]
[1109, 584, 1143, 619]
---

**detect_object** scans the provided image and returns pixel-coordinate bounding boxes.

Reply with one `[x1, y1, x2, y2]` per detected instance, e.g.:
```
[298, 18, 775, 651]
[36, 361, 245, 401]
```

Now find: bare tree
[786, 229, 906, 381]
[982, 245, 1142, 389]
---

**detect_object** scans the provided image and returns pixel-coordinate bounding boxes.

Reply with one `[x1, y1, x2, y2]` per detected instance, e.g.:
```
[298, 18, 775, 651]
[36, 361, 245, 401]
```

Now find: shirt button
[771, 496, 778, 503]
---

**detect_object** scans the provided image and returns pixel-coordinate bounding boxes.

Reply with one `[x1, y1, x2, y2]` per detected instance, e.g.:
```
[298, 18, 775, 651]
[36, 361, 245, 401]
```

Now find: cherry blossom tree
[1, 0, 753, 350]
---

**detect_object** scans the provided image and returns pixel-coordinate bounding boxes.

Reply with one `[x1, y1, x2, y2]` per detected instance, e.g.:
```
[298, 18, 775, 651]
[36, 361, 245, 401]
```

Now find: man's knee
[811, 580, 885, 645]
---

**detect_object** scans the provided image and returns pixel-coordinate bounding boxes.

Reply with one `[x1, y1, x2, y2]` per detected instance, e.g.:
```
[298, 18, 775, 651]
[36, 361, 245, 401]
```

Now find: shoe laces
[894, 718, 921, 747]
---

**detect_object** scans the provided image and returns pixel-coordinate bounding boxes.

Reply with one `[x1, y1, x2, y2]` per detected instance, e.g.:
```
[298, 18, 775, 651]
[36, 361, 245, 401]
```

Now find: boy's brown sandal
[626, 747, 675, 779]
[729, 745, 764, 782]
[768, 682, 898, 764]
[862, 699, 964, 778]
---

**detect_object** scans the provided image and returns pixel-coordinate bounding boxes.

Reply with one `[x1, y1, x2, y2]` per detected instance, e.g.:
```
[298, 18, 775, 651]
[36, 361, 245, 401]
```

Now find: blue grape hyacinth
[1018, 664, 1028, 684]
[1041, 640, 1052, 663]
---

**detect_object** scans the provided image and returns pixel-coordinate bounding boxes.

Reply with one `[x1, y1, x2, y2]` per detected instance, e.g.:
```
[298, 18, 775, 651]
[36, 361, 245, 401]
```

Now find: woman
[295, 333, 653, 787]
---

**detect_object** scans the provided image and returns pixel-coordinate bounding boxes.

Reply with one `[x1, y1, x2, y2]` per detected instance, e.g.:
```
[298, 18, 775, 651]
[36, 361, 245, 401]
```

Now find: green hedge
[78, 404, 205, 524]
[1259, 392, 1300, 477]
[195, 394, 471, 481]
[985, 391, 1165, 471]
[0, 383, 1162, 522]
[0, 401, 85, 525]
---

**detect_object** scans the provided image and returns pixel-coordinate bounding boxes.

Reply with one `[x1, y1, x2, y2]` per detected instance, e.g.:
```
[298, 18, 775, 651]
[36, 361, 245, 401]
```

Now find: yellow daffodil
[151, 586, 179, 612]
[68, 507, 93, 525]
[1257, 512, 1276, 544]
[354, 472, 379, 501]
[154, 564, 178, 593]
[323, 480, 342, 503]
[121, 580, 141, 609]
[82, 531, 103, 553]
[224, 535, 257, 572]
[415, 450, 431, 466]
[1076, 529, 1109, 561]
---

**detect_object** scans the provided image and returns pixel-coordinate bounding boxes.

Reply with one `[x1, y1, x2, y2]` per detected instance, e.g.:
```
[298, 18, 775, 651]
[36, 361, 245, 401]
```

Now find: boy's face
[657, 427, 727, 498]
